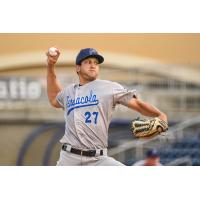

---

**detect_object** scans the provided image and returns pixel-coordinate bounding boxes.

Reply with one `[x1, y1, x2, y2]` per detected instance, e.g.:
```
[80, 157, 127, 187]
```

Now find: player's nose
[90, 63, 96, 68]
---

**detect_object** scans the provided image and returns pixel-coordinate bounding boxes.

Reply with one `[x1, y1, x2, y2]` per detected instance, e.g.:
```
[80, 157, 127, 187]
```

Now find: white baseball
[48, 47, 58, 56]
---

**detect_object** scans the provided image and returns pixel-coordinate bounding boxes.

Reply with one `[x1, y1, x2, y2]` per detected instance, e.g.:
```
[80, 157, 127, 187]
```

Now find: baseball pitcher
[46, 47, 168, 166]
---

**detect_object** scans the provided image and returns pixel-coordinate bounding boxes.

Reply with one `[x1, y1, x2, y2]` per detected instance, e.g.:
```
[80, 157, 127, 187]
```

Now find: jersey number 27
[85, 111, 99, 124]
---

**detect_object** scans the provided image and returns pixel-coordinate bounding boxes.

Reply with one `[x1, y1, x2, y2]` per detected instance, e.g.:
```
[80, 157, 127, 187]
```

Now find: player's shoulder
[95, 79, 112, 84]
[62, 83, 76, 92]
[95, 79, 124, 88]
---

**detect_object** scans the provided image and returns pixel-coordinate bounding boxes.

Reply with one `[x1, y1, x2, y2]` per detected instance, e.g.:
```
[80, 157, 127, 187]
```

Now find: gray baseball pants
[56, 149, 124, 166]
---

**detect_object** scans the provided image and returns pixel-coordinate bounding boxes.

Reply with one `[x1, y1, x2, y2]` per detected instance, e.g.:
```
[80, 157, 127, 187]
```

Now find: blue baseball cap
[146, 149, 159, 158]
[76, 48, 104, 65]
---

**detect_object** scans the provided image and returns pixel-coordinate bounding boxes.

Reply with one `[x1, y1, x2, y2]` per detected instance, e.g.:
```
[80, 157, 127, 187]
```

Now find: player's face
[77, 57, 100, 83]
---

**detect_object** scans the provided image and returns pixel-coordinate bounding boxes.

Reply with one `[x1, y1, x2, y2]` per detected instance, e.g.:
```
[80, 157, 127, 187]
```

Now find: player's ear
[76, 65, 81, 74]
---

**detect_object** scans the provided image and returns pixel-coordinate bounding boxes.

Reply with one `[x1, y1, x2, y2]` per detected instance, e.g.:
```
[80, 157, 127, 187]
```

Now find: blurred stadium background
[0, 33, 200, 166]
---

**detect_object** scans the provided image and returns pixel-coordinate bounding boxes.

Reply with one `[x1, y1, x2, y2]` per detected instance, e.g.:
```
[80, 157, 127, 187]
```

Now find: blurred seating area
[159, 133, 200, 166]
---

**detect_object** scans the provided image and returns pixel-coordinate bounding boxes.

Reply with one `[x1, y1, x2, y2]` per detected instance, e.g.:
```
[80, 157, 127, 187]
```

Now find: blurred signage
[0, 77, 42, 100]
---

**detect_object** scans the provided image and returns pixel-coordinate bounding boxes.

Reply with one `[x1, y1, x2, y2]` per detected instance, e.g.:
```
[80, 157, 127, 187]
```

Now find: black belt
[62, 144, 104, 157]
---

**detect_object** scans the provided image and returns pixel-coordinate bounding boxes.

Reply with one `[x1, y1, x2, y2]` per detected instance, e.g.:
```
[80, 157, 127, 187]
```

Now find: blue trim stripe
[67, 103, 98, 115]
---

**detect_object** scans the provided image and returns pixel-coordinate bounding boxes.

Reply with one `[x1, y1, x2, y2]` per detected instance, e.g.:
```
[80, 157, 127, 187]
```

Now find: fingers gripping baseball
[46, 47, 60, 66]
[131, 117, 168, 138]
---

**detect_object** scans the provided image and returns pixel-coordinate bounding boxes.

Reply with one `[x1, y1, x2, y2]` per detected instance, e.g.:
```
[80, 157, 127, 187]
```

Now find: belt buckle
[89, 150, 96, 156]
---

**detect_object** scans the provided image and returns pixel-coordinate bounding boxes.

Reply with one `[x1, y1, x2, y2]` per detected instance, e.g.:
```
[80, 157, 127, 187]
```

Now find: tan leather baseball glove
[131, 117, 168, 138]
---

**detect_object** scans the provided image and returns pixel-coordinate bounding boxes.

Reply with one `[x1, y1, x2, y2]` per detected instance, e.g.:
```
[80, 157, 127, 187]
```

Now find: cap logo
[89, 49, 97, 55]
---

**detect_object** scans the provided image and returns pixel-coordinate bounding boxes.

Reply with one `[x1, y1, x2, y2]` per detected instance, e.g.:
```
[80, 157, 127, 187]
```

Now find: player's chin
[88, 76, 97, 81]
[88, 73, 98, 80]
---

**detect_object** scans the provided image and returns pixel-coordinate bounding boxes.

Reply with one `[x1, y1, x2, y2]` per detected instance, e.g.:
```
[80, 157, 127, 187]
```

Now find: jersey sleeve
[56, 89, 65, 108]
[112, 82, 137, 106]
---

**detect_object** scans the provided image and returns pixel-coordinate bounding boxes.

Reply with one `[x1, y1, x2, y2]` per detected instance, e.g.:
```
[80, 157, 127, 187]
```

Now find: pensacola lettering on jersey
[66, 90, 99, 115]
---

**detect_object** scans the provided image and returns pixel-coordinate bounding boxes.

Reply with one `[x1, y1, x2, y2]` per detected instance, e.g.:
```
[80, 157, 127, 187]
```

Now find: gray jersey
[56, 79, 136, 149]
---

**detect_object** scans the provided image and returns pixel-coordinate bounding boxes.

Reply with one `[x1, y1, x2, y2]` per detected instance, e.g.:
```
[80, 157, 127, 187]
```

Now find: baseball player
[133, 149, 162, 166]
[46, 47, 168, 166]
